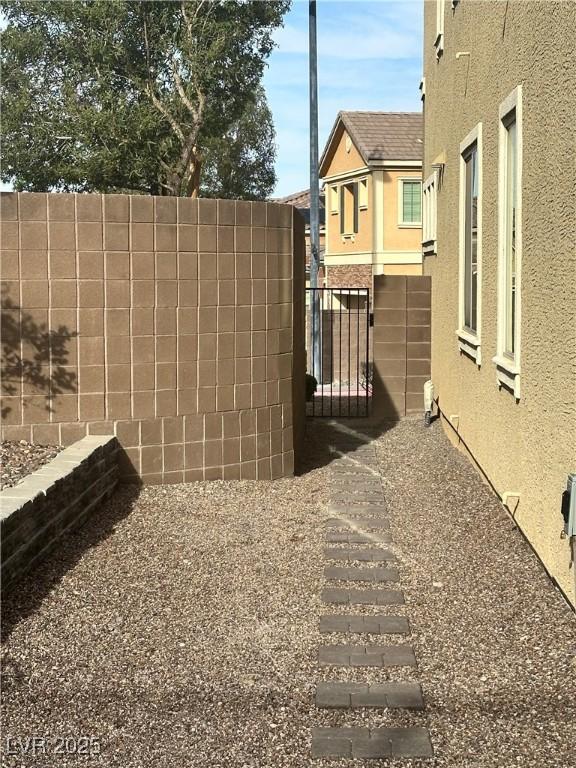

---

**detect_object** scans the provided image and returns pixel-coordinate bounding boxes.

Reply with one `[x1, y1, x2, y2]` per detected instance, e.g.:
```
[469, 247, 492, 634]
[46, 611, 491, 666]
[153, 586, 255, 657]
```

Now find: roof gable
[320, 111, 423, 177]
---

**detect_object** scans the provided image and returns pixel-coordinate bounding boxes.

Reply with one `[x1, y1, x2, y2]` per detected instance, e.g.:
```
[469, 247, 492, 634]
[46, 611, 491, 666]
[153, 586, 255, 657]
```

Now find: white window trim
[397, 177, 422, 228]
[422, 170, 438, 254]
[358, 178, 368, 210]
[322, 166, 370, 184]
[329, 184, 338, 215]
[435, 0, 445, 58]
[340, 181, 358, 237]
[457, 122, 483, 365]
[493, 85, 523, 399]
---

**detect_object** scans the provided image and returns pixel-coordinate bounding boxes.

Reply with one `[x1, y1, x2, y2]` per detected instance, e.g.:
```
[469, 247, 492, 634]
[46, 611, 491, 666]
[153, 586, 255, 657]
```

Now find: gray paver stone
[389, 727, 434, 757]
[324, 517, 390, 530]
[328, 504, 388, 516]
[375, 616, 410, 634]
[317, 682, 423, 710]
[310, 727, 433, 760]
[315, 682, 367, 708]
[320, 614, 408, 634]
[321, 588, 405, 605]
[325, 531, 391, 544]
[318, 644, 416, 668]
[323, 547, 396, 562]
[324, 566, 399, 583]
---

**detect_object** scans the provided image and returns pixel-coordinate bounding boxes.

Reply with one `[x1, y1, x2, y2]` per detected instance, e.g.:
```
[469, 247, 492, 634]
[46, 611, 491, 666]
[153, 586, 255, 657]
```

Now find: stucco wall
[325, 178, 373, 257]
[423, 1, 576, 603]
[381, 264, 422, 277]
[382, 169, 424, 252]
[323, 126, 366, 177]
[0, 193, 305, 484]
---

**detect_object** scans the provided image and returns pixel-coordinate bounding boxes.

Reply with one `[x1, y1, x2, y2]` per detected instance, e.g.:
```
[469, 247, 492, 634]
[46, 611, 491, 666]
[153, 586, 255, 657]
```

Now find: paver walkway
[311, 431, 434, 761]
[3, 418, 574, 767]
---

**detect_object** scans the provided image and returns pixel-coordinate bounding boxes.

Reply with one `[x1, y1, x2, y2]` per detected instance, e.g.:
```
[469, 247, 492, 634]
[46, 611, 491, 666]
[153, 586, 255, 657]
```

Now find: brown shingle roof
[275, 189, 325, 227]
[276, 189, 324, 210]
[319, 111, 423, 175]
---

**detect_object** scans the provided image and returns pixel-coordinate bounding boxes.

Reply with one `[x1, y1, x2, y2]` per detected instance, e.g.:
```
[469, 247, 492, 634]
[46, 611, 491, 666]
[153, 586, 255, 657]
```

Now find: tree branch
[170, 57, 198, 120]
[143, 13, 186, 146]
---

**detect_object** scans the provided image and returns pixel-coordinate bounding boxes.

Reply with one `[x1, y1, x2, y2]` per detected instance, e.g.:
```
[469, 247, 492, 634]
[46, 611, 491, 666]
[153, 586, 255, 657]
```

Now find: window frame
[358, 178, 368, 210]
[397, 177, 422, 228]
[457, 122, 483, 365]
[435, 0, 445, 57]
[422, 171, 437, 254]
[329, 185, 338, 214]
[340, 181, 359, 238]
[494, 85, 523, 399]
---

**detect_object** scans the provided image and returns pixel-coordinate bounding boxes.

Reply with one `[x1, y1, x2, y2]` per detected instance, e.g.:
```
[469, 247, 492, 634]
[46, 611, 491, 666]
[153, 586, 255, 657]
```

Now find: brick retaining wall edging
[0, 435, 120, 589]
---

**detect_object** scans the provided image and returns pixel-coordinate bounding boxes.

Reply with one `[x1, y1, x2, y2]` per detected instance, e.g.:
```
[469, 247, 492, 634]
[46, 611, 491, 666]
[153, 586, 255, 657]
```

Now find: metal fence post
[309, 0, 321, 383]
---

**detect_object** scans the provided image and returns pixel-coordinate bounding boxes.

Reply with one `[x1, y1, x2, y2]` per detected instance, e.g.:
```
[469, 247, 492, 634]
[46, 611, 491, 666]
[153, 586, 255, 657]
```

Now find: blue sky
[264, 0, 423, 197]
[0, 0, 423, 196]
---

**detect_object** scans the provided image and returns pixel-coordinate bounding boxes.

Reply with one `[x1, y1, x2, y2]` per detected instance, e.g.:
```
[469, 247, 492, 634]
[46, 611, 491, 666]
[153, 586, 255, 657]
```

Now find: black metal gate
[306, 287, 371, 417]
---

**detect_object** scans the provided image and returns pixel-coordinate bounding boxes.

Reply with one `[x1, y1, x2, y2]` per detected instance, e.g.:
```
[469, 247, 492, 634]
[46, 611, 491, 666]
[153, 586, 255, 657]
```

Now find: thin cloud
[264, 0, 424, 195]
[275, 23, 419, 60]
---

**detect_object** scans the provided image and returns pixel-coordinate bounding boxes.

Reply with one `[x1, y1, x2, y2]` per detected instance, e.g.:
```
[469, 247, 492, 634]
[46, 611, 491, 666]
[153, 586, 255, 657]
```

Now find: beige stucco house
[422, 0, 576, 605]
[319, 111, 423, 292]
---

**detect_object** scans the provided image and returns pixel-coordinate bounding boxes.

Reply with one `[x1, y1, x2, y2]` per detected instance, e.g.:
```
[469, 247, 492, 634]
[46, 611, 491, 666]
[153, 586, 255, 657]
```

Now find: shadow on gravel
[1, 484, 140, 643]
[297, 417, 397, 474]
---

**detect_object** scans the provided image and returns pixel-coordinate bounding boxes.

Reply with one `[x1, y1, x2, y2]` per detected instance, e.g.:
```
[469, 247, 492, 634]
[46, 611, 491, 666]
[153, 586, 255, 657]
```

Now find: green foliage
[201, 86, 277, 200]
[1, 0, 289, 196]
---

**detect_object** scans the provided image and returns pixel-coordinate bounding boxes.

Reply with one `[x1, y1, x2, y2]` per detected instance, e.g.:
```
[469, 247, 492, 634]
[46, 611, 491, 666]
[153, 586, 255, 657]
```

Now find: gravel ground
[1, 419, 575, 768]
[373, 418, 576, 768]
[1, 441, 63, 490]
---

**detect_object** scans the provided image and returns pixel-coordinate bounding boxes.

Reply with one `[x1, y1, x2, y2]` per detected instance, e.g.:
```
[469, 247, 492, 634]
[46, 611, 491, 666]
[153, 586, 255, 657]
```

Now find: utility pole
[309, 0, 321, 382]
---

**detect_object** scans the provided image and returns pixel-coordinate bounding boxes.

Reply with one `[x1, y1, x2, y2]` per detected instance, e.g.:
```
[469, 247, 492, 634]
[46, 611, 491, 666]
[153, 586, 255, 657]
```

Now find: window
[463, 145, 479, 333]
[457, 123, 482, 363]
[422, 171, 437, 253]
[435, 0, 445, 57]
[494, 86, 522, 398]
[359, 178, 368, 209]
[398, 179, 422, 226]
[503, 114, 517, 357]
[329, 185, 338, 214]
[340, 182, 358, 235]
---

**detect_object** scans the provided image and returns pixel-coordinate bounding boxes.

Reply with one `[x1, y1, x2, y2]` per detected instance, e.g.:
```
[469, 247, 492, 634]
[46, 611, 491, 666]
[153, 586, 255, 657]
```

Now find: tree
[1, 0, 289, 197]
[201, 86, 277, 200]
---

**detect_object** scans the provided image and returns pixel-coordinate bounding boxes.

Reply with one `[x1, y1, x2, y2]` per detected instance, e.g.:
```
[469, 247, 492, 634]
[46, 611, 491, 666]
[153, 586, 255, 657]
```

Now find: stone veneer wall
[326, 264, 373, 290]
[372, 275, 431, 419]
[0, 435, 119, 588]
[0, 193, 305, 483]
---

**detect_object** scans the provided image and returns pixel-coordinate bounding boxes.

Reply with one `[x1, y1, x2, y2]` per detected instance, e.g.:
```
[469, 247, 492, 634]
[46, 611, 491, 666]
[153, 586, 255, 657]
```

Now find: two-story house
[422, 0, 576, 605]
[319, 111, 423, 297]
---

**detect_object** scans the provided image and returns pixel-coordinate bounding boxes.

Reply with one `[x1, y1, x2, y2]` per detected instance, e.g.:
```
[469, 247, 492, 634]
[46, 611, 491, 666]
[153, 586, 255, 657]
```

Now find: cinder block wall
[0, 193, 305, 483]
[1, 435, 119, 588]
[291, 213, 306, 469]
[372, 275, 431, 419]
